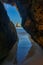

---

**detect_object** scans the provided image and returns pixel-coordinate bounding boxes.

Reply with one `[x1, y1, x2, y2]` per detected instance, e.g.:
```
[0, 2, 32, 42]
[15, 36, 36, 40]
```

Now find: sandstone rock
[0, 1, 18, 63]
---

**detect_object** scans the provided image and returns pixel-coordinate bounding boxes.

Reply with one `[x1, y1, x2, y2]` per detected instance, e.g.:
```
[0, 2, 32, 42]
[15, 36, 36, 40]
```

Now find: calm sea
[16, 27, 32, 63]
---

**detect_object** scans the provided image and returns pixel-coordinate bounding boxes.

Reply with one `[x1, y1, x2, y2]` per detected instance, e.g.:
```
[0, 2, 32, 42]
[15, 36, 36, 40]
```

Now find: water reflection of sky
[16, 27, 32, 63]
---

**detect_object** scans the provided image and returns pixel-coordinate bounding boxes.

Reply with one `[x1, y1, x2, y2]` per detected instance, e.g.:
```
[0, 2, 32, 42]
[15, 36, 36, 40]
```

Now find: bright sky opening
[4, 3, 22, 25]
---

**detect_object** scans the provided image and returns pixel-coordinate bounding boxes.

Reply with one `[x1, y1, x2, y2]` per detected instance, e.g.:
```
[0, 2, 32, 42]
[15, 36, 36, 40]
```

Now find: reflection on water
[16, 27, 32, 63]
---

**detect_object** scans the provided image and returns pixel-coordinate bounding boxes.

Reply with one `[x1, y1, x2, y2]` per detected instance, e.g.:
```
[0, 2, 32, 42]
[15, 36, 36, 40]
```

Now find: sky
[4, 3, 22, 25]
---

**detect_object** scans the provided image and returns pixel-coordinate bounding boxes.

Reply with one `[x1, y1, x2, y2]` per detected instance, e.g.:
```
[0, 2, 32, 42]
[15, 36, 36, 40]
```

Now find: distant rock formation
[0, 1, 18, 63]
[16, 23, 21, 27]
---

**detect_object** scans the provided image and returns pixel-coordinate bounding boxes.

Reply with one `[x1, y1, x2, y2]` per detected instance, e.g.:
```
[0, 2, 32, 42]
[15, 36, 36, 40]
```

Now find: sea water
[16, 27, 32, 63]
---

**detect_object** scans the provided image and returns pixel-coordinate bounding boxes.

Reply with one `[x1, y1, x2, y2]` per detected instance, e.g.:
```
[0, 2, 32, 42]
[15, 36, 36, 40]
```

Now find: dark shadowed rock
[21, 0, 43, 47]
[0, 1, 18, 63]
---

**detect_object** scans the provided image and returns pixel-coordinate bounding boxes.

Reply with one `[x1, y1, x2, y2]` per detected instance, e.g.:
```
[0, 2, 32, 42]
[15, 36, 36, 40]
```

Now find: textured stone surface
[21, 0, 43, 47]
[0, 1, 18, 63]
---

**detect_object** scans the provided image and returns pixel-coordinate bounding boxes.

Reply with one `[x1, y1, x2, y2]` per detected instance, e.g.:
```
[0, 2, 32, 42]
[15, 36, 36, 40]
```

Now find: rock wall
[0, 1, 18, 63]
[20, 0, 43, 47]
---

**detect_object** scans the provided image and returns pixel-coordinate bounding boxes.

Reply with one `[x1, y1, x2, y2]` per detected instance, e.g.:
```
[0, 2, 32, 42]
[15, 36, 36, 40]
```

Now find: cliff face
[29, 0, 43, 47]
[21, 0, 43, 47]
[0, 1, 18, 62]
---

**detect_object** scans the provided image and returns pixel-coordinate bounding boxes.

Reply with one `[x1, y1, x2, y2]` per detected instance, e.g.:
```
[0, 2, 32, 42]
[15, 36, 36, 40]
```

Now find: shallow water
[16, 27, 32, 63]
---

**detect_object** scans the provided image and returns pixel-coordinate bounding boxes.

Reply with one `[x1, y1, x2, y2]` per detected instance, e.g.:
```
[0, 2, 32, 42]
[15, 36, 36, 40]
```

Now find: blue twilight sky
[4, 3, 22, 25]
